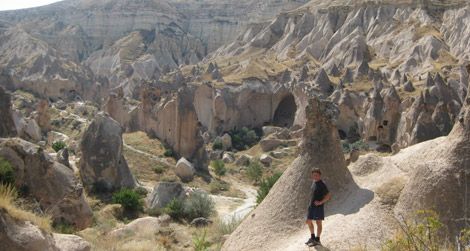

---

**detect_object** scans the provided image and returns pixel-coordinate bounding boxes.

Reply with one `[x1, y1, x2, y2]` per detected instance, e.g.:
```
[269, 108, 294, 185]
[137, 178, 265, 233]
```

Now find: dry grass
[123, 132, 169, 157]
[0, 184, 52, 231]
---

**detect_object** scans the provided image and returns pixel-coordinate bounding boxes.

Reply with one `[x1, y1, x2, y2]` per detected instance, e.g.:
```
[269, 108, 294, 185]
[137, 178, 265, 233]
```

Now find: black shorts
[306, 205, 324, 220]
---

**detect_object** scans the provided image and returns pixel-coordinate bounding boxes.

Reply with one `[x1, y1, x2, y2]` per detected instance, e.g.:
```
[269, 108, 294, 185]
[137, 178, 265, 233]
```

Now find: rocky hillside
[0, 0, 308, 97]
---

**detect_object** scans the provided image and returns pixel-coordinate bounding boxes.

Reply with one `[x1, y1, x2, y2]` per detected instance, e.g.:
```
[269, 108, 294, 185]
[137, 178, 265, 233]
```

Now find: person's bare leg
[306, 219, 315, 234]
[315, 220, 323, 237]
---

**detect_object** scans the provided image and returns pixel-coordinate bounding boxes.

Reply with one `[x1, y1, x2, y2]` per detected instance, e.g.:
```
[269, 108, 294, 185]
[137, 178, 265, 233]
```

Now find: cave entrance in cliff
[273, 94, 297, 128]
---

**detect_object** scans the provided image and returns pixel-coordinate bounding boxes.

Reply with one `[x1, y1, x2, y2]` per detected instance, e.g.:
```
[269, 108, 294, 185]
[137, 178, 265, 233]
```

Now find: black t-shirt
[310, 180, 329, 207]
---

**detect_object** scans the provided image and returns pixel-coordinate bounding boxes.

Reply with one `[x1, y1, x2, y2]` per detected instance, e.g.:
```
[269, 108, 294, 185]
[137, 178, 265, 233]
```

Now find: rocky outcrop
[174, 158, 196, 182]
[222, 97, 352, 251]
[394, 80, 470, 237]
[0, 28, 107, 102]
[79, 112, 136, 192]
[0, 209, 91, 251]
[147, 182, 184, 210]
[0, 138, 93, 229]
[0, 87, 17, 137]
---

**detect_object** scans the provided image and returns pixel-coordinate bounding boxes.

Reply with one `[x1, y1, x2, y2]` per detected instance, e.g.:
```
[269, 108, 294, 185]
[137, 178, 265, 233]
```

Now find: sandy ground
[212, 180, 257, 223]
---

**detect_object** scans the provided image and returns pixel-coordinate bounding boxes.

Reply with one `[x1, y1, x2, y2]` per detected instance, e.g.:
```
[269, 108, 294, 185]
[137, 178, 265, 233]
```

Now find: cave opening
[273, 94, 297, 128]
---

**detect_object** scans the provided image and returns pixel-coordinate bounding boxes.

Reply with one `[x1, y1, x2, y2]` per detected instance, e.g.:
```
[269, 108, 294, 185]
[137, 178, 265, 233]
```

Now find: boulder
[174, 158, 196, 182]
[0, 86, 16, 137]
[220, 133, 232, 150]
[35, 99, 50, 134]
[259, 136, 282, 152]
[21, 118, 42, 142]
[79, 112, 136, 192]
[56, 148, 70, 168]
[0, 138, 93, 229]
[235, 154, 252, 166]
[47, 131, 70, 146]
[209, 150, 223, 160]
[260, 154, 273, 166]
[262, 126, 283, 137]
[147, 182, 184, 210]
[270, 151, 287, 159]
[53, 234, 91, 251]
[222, 152, 235, 163]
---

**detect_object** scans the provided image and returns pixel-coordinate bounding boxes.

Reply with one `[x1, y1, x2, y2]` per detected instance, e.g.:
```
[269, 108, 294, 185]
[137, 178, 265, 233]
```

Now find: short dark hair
[312, 168, 322, 175]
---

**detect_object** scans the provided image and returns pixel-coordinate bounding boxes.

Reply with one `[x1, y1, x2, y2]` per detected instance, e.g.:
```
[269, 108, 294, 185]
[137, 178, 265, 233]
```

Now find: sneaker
[314, 237, 321, 246]
[305, 238, 315, 246]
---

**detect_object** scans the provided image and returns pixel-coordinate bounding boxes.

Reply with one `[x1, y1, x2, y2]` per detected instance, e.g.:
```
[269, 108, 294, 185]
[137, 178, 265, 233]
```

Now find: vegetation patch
[52, 141, 67, 152]
[0, 157, 14, 185]
[256, 172, 282, 204]
[229, 127, 260, 151]
[0, 184, 51, 231]
[211, 160, 227, 177]
[112, 188, 144, 214]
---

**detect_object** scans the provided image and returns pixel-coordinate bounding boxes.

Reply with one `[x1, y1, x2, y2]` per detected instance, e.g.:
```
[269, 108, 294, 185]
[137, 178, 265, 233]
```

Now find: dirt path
[123, 142, 172, 166]
[212, 180, 257, 223]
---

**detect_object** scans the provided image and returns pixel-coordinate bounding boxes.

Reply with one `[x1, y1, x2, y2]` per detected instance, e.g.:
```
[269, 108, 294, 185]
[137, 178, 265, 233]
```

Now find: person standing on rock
[305, 168, 331, 246]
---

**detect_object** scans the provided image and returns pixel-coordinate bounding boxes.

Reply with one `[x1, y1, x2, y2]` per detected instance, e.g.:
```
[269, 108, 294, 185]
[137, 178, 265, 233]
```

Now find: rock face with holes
[222, 97, 352, 251]
[0, 138, 93, 229]
[79, 112, 136, 192]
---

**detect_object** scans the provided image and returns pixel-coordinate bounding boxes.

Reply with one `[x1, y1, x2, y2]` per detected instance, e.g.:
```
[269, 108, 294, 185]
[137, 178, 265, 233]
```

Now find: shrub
[212, 138, 223, 151]
[52, 141, 67, 152]
[211, 160, 226, 176]
[164, 198, 185, 221]
[153, 164, 166, 174]
[383, 210, 446, 251]
[112, 188, 143, 212]
[193, 230, 211, 251]
[246, 161, 263, 183]
[53, 222, 75, 234]
[229, 127, 260, 150]
[184, 191, 215, 221]
[256, 172, 282, 204]
[215, 216, 242, 235]
[134, 186, 148, 197]
[163, 147, 174, 158]
[0, 157, 14, 185]
[209, 179, 229, 194]
[342, 140, 369, 153]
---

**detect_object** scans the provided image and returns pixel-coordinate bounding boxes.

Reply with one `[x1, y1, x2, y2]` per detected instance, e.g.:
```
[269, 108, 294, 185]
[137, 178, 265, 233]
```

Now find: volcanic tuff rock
[79, 112, 136, 192]
[0, 28, 107, 102]
[0, 0, 309, 97]
[0, 87, 17, 137]
[0, 138, 93, 229]
[222, 97, 353, 250]
[0, 209, 91, 251]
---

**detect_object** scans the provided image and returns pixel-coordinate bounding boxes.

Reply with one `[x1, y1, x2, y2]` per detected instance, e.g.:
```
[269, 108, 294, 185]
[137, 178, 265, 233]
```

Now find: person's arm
[320, 193, 331, 205]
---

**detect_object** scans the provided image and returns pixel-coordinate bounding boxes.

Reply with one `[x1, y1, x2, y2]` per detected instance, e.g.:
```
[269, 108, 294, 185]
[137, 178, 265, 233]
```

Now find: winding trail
[211, 180, 258, 223]
[123, 140, 257, 222]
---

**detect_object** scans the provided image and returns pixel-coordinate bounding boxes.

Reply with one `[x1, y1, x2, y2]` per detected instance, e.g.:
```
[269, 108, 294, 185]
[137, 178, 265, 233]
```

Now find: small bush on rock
[112, 188, 143, 212]
[256, 172, 282, 204]
[211, 160, 226, 176]
[0, 157, 14, 185]
[52, 141, 67, 152]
